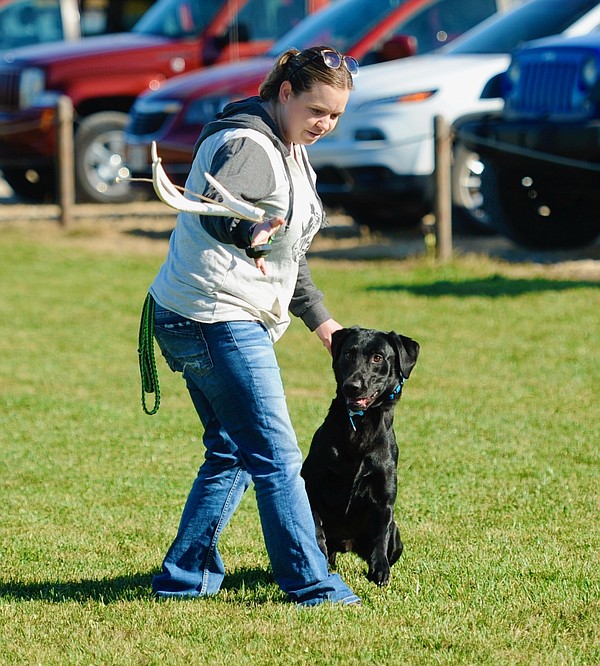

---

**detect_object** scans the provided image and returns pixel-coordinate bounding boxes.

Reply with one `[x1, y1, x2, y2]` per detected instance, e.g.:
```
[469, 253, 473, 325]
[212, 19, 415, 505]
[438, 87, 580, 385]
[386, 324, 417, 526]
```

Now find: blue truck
[455, 30, 600, 249]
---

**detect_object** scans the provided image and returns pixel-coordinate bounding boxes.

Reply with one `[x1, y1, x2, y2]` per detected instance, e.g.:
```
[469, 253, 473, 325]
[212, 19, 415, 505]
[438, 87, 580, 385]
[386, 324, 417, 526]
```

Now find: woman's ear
[279, 80, 293, 105]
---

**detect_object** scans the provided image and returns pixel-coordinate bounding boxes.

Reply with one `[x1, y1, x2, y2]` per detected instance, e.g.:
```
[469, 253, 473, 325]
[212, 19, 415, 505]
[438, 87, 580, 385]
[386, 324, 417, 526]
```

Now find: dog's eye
[372, 354, 383, 363]
[344, 351, 354, 360]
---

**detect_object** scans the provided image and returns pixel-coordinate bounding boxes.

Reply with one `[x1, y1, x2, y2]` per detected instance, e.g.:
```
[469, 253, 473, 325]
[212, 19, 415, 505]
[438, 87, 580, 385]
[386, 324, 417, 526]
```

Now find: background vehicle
[455, 32, 600, 249]
[0, 0, 155, 50]
[124, 0, 513, 185]
[305, 0, 600, 230]
[0, 0, 328, 204]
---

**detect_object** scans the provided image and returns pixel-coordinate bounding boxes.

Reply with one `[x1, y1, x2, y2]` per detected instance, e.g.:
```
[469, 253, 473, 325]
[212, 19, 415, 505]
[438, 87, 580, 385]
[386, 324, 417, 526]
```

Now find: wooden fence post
[433, 115, 453, 261]
[56, 95, 75, 227]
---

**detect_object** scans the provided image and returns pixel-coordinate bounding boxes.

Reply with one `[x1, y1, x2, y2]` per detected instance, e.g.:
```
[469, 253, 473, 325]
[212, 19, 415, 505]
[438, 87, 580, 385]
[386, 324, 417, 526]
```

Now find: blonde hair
[259, 46, 354, 101]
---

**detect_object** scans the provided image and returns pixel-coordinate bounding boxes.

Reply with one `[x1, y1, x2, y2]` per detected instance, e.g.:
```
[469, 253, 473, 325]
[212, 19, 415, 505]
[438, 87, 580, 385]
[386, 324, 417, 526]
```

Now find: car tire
[2, 167, 55, 203]
[74, 111, 146, 204]
[451, 142, 495, 235]
[480, 160, 600, 249]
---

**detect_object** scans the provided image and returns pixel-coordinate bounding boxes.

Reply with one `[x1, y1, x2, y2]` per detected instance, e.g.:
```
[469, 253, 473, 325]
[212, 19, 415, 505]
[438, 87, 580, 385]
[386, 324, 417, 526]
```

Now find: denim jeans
[151, 304, 359, 606]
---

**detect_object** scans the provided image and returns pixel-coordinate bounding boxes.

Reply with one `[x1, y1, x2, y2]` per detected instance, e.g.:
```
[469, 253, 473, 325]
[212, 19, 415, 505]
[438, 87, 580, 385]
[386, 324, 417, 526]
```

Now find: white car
[308, 0, 600, 230]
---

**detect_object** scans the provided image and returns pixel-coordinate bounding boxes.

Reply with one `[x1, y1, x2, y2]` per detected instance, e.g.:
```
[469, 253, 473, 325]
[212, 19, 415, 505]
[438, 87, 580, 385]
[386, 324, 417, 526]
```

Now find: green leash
[138, 293, 160, 415]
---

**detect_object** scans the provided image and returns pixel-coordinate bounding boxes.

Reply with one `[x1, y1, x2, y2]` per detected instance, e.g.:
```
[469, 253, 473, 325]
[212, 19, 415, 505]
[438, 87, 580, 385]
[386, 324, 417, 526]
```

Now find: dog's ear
[331, 327, 357, 365]
[387, 331, 420, 378]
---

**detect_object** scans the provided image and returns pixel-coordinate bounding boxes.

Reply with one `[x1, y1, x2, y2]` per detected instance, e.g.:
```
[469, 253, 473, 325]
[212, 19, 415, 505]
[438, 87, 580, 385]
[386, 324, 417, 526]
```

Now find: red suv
[124, 0, 512, 185]
[0, 0, 328, 203]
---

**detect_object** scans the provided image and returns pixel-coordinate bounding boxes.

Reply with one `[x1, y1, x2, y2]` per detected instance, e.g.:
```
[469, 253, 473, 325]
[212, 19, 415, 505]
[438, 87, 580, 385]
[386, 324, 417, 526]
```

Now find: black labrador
[301, 326, 420, 586]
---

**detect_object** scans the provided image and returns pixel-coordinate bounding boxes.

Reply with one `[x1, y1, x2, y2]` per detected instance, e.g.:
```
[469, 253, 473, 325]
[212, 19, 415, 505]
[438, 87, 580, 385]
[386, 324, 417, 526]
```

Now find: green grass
[0, 227, 598, 665]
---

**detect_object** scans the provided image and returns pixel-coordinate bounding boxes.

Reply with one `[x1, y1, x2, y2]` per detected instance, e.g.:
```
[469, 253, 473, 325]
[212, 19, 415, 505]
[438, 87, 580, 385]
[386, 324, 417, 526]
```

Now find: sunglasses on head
[288, 49, 359, 80]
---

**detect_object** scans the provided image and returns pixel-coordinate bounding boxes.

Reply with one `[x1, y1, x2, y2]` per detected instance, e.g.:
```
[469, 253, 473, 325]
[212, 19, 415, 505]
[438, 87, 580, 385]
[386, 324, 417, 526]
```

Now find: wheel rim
[457, 153, 487, 220]
[82, 128, 131, 198]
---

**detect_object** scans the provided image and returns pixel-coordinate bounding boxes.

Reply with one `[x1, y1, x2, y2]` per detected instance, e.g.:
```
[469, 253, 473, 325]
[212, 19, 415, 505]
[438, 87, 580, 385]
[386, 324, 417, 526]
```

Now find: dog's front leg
[366, 506, 396, 586]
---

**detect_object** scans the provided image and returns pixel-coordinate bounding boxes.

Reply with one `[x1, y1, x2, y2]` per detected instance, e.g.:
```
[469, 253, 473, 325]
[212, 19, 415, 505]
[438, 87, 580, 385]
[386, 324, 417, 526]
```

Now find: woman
[147, 46, 360, 606]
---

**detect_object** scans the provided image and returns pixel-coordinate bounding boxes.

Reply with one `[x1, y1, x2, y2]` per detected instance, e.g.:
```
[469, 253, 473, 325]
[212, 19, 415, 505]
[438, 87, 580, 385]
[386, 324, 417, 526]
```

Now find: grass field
[0, 225, 598, 665]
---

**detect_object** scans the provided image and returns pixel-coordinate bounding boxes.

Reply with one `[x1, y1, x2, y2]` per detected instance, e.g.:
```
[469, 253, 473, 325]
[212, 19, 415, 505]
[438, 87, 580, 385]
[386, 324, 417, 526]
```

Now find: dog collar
[388, 376, 406, 401]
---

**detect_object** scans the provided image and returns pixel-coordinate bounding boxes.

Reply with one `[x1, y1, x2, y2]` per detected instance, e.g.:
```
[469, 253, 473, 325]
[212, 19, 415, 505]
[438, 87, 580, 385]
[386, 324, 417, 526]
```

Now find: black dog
[301, 326, 419, 586]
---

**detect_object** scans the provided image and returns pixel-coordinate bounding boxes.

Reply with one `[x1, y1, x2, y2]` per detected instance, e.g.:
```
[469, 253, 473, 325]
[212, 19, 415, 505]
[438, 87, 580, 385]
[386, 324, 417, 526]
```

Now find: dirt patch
[1, 203, 599, 282]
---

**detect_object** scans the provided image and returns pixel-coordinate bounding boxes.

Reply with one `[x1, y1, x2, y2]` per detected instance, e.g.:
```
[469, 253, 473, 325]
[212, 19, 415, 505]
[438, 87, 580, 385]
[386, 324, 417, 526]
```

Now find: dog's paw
[367, 565, 391, 587]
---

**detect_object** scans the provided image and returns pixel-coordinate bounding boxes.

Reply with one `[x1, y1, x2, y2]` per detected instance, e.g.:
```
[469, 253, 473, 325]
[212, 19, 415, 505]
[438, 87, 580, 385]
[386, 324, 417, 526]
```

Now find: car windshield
[132, 0, 223, 38]
[268, 0, 399, 56]
[445, 0, 600, 55]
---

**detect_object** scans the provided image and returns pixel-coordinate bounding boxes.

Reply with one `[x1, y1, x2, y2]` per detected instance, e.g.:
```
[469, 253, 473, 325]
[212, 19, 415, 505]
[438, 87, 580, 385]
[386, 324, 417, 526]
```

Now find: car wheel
[451, 143, 495, 235]
[481, 161, 600, 249]
[74, 111, 146, 204]
[2, 167, 55, 203]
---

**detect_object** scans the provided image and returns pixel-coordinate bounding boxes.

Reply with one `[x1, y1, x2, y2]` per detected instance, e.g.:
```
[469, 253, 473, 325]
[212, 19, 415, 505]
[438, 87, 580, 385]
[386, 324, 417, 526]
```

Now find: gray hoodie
[150, 97, 331, 342]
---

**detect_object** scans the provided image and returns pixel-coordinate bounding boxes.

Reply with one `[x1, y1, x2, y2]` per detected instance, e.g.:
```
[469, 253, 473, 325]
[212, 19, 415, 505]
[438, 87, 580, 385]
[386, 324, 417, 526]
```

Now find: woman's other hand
[314, 319, 343, 354]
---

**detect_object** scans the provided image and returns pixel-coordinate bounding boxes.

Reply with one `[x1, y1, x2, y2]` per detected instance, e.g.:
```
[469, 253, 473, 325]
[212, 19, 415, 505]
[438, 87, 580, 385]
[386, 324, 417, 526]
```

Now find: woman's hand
[249, 216, 285, 275]
[314, 319, 343, 355]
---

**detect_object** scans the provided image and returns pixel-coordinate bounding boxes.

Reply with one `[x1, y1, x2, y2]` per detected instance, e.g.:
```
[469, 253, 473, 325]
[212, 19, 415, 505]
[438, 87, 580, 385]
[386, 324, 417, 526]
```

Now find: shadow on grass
[368, 275, 599, 298]
[0, 567, 273, 604]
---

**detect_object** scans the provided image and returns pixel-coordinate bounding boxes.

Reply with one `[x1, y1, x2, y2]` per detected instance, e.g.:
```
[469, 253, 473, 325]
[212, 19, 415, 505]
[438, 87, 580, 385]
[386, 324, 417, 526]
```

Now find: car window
[132, 0, 223, 37]
[81, 0, 156, 35]
[231, 0, 309, 42]
[446, 0, 600, 54]
[392, 0, 497, 53]
[270, 0, 400, 55]
[0, 0, 63, 49]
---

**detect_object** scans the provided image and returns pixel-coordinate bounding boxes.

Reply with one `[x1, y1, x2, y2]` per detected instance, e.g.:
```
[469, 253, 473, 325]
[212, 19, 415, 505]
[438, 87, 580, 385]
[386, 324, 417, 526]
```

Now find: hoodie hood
[194, 96, 289, 159]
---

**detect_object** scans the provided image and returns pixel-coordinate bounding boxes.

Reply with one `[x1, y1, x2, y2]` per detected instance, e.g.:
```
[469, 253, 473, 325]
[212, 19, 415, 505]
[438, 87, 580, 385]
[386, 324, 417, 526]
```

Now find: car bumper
[455, 112, 600, 169]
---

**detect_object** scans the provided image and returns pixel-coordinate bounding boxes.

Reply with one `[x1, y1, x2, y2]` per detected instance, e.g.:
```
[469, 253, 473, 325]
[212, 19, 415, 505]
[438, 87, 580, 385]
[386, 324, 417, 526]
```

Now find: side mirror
[379, 35, 418, 62]
[202, 24, 251, 65]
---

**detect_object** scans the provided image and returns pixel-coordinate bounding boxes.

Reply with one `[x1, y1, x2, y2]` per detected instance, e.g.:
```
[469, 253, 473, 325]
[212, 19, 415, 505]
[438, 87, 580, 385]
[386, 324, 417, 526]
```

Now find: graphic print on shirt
[292, 202, 324, 262]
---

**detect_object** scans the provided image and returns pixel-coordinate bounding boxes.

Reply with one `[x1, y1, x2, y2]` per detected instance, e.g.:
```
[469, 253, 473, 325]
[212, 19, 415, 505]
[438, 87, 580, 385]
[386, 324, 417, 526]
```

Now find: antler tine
[150, 141, 264, 221]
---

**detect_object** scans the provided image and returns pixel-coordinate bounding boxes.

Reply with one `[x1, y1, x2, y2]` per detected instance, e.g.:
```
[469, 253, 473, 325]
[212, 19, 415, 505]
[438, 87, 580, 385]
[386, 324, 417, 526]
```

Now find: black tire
[74, 111, 146, 204]
[2, 167, 55, 203]
[451, 143, 495, 235]
[480, 160, 600, 249]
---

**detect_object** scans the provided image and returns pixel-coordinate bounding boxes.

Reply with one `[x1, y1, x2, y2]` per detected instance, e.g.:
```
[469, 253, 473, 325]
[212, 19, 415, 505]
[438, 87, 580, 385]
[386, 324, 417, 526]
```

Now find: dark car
[456, 30, 600, 248]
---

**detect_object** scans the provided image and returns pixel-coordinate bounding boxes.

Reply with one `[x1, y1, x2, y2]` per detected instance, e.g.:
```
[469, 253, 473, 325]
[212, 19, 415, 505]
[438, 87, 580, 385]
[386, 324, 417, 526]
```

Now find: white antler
[150, 141, 264, 222]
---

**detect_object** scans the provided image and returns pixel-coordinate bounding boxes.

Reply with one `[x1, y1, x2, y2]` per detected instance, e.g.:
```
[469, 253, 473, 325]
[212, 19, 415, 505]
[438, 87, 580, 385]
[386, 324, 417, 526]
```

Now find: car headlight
[183, 96, 234, 126]
[503, 59, 521, 106]
[128, 97, 183, 136]
[19, 67, 45, 108]
[133, 98, 183, 116]
[505, 60, 521, 93]
[581, 56, 598, 88]
[356, 90, 437, 111]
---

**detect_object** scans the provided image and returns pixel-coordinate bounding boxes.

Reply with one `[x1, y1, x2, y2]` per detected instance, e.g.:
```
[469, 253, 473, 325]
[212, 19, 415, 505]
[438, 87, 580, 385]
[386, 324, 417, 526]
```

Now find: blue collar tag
[347, 408, 364, 431]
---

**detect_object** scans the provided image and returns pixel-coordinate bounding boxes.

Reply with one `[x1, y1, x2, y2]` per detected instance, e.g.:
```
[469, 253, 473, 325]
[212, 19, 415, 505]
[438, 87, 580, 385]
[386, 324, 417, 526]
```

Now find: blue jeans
[151, 304, 359, 606]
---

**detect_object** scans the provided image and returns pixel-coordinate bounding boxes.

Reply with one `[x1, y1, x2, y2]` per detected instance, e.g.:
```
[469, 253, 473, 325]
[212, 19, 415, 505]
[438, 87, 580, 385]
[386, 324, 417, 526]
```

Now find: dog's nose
[343, 379, 363, 397]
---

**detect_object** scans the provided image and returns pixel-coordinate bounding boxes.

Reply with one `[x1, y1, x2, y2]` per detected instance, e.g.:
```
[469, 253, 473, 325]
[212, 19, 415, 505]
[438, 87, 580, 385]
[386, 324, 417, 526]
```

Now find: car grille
[127, 109, 171, 136]
[510, 56, 581, 117]
[0, 68, 21, 110]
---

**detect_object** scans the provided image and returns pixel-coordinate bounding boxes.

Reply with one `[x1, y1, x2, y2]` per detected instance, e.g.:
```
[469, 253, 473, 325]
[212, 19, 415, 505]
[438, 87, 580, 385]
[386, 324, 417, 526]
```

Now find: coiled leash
[138, 293, 160, 415]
